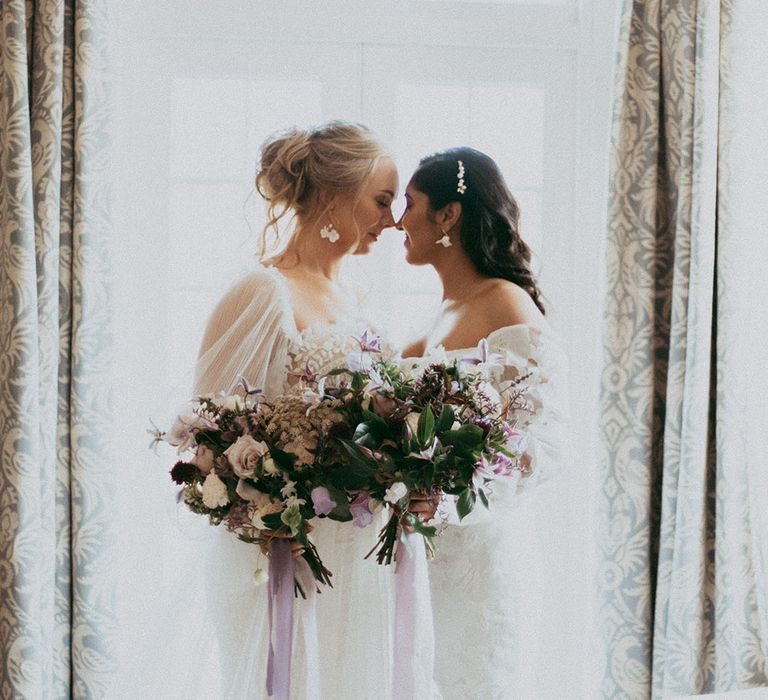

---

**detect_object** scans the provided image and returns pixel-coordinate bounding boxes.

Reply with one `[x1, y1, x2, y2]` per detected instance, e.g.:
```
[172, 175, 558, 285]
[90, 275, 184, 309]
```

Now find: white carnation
[202, 472, 230, 509]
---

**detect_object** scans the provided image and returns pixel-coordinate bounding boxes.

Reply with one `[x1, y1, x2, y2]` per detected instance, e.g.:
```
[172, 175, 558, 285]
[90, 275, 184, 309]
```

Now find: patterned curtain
[0, 1, 113, 697]
[600, 1, 768, 698]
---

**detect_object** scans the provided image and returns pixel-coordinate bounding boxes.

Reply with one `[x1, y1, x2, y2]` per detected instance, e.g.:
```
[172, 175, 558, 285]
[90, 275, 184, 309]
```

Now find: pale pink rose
[224, 435, 269, 477]
[191, 444, 215, 475]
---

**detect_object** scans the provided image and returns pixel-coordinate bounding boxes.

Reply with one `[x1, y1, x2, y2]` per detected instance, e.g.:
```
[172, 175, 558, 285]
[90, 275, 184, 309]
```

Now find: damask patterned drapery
[600, 1, 768, 698]
[0, 1, 113, 697]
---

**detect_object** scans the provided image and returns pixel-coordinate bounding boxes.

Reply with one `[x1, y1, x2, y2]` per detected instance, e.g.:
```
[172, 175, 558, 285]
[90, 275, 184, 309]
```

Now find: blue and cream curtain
[0, 1, 113, 697]
[600, 0, 768, 698]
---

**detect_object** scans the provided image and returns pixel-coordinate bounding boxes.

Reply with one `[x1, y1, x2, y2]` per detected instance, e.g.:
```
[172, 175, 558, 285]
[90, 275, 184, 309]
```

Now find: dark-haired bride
[398, 147, 569, 699]
[193, 121, 439, 699]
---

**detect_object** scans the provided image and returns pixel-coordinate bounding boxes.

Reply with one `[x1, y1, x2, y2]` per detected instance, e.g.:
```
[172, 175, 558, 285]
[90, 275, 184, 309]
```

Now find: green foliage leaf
[405, 512, 438, 538]
[326, 485, 352, 520]
[330, 441, 378, 489]
[260, 511, 284, 531]
[280, 504, 303, 536]
[436, 404, 455, 433]
[353, 412, 390, 448]
[456, 488, 477, 521]
[361, 409, 389, 432]
[440, 424, 484, 453]
[270, 447, 295, 472]
[351, 373, 365, 392]
[417, 405, 436, 447]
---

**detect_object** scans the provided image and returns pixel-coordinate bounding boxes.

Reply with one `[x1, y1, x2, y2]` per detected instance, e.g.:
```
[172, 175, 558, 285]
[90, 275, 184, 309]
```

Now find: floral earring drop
[320, 222, 340, 243]
[436, 228, 452, 248]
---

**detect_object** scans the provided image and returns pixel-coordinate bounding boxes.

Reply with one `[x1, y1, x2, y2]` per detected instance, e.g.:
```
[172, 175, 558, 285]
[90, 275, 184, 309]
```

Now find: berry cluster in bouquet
[152, 331, 539, 590]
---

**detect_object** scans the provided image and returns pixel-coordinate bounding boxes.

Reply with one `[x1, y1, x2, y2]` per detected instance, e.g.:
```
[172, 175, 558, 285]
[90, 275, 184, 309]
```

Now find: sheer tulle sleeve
[194, 266, 295, 399]
[487, 324, 569, 490]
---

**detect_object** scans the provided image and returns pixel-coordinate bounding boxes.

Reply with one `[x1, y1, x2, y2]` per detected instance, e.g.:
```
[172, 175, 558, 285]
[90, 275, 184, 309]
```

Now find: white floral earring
[436, 228, 452, 248]
[320, 222, 340, 243]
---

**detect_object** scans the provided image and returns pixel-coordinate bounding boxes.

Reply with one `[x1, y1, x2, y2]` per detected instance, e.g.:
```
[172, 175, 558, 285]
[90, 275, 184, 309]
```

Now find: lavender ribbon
[294, 559, 320, 700]
[266, 539, 294, 700]
[393, 533, 418, 699]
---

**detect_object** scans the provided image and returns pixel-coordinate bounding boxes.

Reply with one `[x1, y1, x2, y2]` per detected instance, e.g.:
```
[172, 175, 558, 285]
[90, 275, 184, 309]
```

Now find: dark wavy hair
[409, 147, 545, 314]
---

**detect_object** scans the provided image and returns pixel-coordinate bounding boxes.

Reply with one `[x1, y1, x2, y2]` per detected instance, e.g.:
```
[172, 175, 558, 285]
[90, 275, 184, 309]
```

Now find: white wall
[109, 1, 618, 696]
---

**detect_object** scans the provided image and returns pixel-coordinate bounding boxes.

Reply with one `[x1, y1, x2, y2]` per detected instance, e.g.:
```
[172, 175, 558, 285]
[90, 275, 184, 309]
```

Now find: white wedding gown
[191, 264, 440, 700]
[402, 324, 569, 700]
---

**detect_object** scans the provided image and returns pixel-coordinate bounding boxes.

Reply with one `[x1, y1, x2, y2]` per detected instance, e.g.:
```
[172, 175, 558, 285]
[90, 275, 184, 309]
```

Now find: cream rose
[224, 435, 269, 477]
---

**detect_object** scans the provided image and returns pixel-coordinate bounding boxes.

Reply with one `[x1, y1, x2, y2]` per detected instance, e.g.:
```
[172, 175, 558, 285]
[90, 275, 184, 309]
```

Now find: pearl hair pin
[456, 160, 467, 194]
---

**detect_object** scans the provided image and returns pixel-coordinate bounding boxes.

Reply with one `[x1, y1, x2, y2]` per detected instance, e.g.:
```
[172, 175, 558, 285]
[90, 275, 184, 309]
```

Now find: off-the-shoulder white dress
[402, 324, 569, 700]
[194, 264, 439, 700]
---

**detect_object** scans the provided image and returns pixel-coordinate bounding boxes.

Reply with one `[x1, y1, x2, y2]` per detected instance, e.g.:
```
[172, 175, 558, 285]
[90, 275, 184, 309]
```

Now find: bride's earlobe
[439, 201, 462, 230]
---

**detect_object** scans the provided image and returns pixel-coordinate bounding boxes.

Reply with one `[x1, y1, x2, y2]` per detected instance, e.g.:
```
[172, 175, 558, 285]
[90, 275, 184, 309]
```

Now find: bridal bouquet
[153, 331, 538, 588]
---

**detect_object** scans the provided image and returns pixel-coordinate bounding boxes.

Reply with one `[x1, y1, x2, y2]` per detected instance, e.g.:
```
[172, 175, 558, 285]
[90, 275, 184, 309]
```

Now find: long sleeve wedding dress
[193, 263, 439, 700]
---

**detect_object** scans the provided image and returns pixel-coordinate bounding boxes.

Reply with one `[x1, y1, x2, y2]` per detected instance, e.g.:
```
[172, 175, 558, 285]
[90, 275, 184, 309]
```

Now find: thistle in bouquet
[318, 336, 539, 567]
[155, 382, 340, 594]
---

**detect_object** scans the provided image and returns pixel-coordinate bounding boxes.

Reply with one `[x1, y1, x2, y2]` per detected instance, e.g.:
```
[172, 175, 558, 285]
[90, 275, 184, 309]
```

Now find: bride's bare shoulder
[401, 337, 427, 358]
[473, 278, 545, 329]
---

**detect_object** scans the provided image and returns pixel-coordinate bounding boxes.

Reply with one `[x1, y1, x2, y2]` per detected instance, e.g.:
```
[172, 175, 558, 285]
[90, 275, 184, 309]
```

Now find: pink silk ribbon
[266, 539, 294, 700]
[393, 532, 418, 700]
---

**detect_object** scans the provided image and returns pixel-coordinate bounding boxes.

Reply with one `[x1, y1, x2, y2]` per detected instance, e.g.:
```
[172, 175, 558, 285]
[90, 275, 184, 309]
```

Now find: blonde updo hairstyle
[255, 121, 385, 255]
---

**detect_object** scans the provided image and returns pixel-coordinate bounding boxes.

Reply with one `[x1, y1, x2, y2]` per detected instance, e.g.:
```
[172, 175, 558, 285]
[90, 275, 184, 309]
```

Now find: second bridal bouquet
[155, 331, 539, 589]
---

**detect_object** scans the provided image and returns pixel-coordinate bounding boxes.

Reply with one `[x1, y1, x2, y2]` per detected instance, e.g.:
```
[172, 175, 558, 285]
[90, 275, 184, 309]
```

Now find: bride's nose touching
[380, 207, 397, 231]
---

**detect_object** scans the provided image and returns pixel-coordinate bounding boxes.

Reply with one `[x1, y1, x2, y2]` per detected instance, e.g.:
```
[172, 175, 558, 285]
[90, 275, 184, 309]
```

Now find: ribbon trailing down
[266, 539, 294, 700]
[392, 532, 437, 699]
